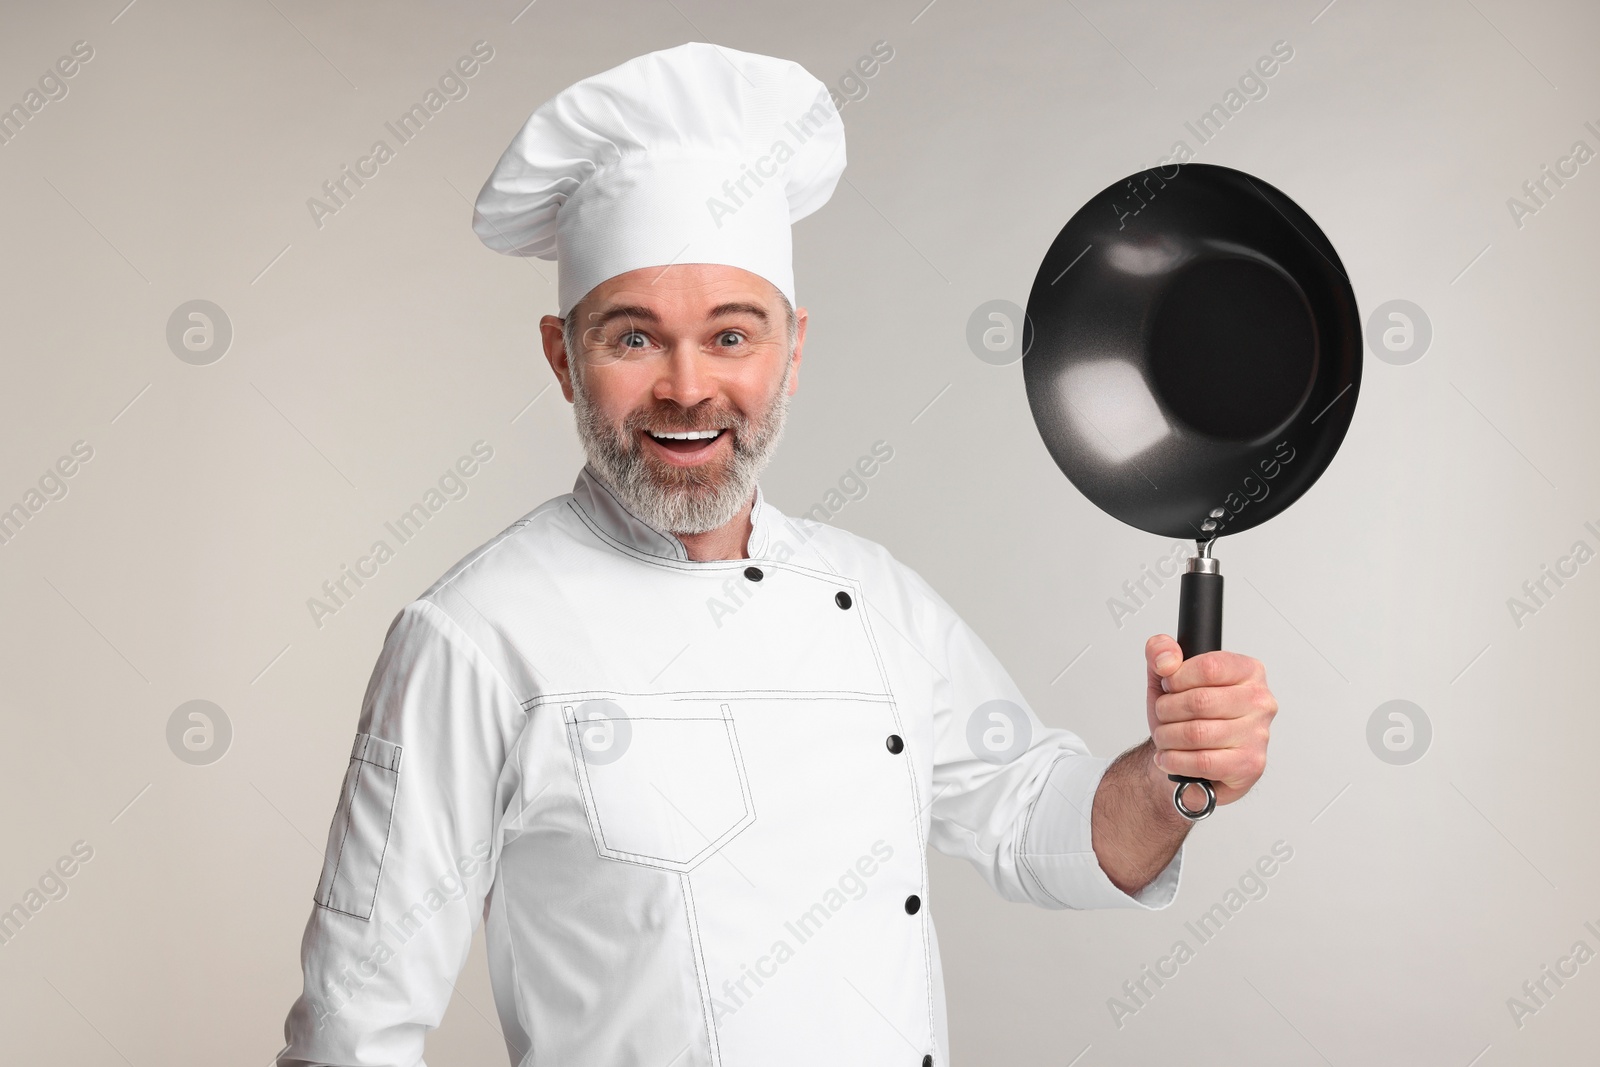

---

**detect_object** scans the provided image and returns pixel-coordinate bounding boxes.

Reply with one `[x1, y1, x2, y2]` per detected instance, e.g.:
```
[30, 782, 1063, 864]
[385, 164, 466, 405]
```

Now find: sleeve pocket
[314, 732, 403, 920]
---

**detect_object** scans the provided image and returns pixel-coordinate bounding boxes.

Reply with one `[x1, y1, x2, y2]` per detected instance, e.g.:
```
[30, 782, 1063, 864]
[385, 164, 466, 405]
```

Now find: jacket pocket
[314, 733, 403, 920]
[564, 699, 754, 872]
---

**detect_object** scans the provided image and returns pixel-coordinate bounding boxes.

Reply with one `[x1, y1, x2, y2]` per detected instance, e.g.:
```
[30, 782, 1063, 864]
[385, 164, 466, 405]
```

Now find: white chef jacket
[277, 463, 1182, 1067]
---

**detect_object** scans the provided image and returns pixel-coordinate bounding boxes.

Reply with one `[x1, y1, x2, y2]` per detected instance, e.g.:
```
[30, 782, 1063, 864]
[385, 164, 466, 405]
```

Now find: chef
[276, 41, 1277, 1067]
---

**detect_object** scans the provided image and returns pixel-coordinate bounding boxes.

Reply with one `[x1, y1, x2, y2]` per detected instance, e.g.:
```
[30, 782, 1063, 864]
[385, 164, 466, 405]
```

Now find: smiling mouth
[642, 427, 728, 457]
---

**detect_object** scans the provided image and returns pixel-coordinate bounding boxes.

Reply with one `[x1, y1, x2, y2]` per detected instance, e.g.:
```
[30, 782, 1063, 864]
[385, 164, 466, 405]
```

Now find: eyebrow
[585, 305, 659, 330]
[706, 302, 770, 323]
[583, 301, 771, 331]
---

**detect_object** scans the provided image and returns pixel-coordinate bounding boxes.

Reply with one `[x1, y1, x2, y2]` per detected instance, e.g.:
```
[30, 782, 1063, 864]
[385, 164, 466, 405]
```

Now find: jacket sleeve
[909, 570, 1182, 911]
[277, 598, 525, 1067]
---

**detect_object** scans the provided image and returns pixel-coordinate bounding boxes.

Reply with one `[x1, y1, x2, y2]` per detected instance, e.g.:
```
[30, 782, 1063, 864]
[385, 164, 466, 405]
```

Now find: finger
[1151, 682, 1265, 724]
[1154, 683, 1277, 724]
[1154, 744, 1262, 786]
[1145, 634, 1182, 697]
[1151, 716, 1251, 752]
[1164, 650, 1263, 693]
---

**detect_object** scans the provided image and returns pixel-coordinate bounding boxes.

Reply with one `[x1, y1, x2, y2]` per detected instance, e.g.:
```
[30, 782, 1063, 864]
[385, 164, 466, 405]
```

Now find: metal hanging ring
[1171, 777, 1216, 821]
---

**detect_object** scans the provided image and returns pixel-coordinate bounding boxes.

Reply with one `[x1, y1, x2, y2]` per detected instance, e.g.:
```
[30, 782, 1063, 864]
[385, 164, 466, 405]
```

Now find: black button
[835, 591, 852, 609]
[886, 734, 904, 754]
[744, 566, 764, 581]
[922, 1057, 933, 1067]
[904, 894, 921, 915]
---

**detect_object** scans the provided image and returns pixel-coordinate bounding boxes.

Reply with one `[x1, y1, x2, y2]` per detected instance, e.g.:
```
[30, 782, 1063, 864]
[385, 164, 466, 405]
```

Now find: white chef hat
[472, 41, 847, 318]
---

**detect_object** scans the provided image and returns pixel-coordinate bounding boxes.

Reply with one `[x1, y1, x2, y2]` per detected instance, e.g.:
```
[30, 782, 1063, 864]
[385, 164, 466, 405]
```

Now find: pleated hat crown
[472, 41, 847, 317]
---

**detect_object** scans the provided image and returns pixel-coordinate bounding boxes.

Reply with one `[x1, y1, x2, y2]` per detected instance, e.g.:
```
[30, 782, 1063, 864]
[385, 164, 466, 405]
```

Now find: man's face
[539, 264, 806, 535]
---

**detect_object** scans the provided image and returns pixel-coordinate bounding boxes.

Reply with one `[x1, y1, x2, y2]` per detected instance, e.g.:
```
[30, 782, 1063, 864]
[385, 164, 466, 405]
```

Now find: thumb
[1146, 634, 1181, 697]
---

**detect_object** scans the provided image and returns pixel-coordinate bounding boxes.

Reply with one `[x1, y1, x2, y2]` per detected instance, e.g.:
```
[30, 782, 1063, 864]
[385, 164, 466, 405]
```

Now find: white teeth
[648, 429, 722, 440]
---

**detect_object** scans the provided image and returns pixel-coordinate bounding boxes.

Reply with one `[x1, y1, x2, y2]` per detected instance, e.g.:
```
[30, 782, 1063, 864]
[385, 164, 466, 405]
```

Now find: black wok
[1023, 162, 1361, 819]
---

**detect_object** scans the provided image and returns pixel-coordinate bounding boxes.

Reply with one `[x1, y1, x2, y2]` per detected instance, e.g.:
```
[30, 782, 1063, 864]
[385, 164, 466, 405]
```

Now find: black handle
[1176, 570, 1224, 657]
[1170, 567, 1224, 820]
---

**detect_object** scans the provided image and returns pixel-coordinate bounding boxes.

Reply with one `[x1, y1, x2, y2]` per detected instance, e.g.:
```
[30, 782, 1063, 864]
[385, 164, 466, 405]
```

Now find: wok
[1023, 162, 1361, 819]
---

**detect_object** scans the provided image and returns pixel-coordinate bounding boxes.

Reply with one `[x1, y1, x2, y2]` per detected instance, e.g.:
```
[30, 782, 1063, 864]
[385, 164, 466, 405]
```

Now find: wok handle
[1176, 568, 1223, 656]
[1170, 557, 1223, 821]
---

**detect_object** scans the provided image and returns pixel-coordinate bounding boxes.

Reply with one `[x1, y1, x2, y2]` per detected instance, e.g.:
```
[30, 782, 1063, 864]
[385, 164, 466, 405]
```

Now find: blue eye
[717, 331, 743, 346]
[621, 331, 647, 348]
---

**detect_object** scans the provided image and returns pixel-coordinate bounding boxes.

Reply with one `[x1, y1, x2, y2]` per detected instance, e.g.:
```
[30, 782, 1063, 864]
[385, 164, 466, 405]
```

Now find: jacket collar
[571, 462, 776, 562]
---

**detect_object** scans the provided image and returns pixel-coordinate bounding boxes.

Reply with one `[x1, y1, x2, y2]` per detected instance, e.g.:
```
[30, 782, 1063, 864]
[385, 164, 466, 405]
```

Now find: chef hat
[472, 41, 847, 318]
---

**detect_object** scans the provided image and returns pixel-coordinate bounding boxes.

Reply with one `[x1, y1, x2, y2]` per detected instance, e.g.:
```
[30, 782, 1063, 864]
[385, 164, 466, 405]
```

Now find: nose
[651, 340, 718, 410]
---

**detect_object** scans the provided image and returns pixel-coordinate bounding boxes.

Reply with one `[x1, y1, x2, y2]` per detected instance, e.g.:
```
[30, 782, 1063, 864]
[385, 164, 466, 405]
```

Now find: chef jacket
[277, 463, 1183, 1067]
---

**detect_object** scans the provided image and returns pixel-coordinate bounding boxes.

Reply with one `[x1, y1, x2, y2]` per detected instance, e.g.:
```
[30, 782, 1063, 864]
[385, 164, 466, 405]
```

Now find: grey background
[1, 0, 1595, 1062]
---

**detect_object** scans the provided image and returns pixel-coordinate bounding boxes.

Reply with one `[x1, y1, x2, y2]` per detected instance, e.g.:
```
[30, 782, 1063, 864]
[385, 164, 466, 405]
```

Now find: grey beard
[569, 357, 792, 536]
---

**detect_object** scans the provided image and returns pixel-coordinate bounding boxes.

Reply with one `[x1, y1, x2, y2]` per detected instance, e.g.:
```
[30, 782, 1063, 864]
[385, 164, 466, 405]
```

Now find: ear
[539, 314, 575, 402]
[787, 306, 808, 396]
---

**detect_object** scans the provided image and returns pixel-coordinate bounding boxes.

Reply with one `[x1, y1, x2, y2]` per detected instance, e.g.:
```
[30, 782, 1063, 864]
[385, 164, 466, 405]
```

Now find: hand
[1144, 635, 1276, 807]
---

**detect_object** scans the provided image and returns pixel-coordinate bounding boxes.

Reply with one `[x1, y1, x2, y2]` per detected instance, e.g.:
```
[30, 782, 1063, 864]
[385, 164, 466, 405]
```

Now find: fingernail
[1155, 651, 1177, 672]
[1153, 750, 1166, 770]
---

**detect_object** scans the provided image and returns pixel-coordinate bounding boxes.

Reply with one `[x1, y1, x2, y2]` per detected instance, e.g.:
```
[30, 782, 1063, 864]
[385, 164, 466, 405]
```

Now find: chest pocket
[563, 698, 755, 872]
